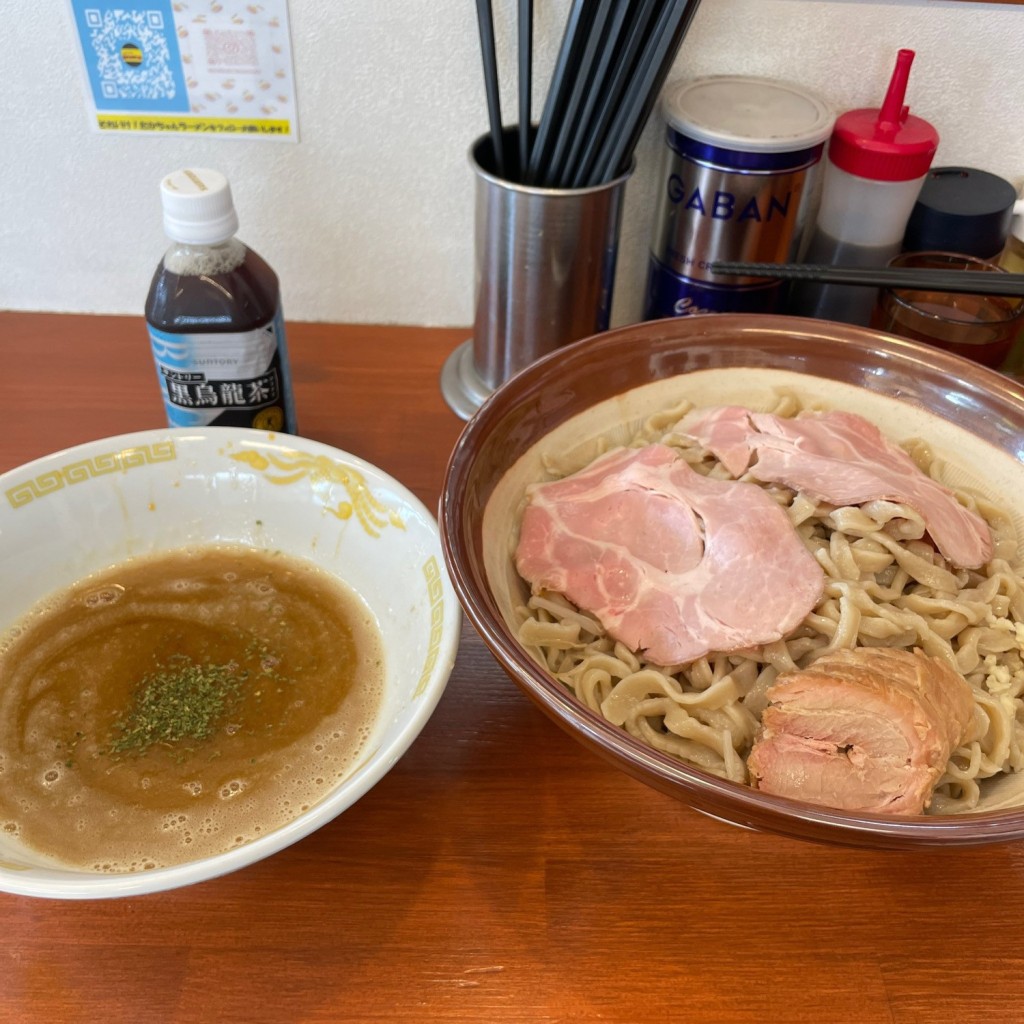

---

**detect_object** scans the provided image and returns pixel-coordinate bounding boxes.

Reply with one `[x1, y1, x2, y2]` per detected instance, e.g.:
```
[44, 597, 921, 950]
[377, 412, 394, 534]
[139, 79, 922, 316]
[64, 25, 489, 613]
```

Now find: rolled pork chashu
[748, 647, 975, 815]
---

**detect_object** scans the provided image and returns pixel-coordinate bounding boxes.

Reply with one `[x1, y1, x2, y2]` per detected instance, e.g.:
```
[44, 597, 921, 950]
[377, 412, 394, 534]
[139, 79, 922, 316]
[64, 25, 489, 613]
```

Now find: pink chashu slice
[681, 406, 992, 569]
[515, 443, 824, 666]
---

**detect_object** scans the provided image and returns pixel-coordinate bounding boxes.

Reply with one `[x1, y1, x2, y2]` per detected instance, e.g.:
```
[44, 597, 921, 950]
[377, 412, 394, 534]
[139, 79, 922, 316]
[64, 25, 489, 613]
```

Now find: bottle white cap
[159, 168, 240, 245]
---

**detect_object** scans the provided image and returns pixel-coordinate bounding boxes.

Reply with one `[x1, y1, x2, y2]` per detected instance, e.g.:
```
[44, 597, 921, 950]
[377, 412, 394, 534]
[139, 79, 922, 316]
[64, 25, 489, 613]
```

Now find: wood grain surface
[2, 312, 1024, 1024]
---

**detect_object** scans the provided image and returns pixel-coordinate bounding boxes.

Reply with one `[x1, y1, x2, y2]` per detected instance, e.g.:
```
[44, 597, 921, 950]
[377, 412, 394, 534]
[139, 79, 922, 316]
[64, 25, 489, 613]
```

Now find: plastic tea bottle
[145, 168, 297, 433]
[788, 49, 939, 326]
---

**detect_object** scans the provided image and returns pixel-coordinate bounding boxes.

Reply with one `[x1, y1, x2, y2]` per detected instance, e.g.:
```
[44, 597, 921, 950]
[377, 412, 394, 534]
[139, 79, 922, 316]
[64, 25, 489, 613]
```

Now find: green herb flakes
[105, 654, 245, 757]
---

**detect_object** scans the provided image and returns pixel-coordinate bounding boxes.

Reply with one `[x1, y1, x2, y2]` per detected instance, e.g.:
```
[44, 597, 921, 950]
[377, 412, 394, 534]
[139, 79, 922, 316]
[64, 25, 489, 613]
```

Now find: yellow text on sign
[95, 115, 292, 136]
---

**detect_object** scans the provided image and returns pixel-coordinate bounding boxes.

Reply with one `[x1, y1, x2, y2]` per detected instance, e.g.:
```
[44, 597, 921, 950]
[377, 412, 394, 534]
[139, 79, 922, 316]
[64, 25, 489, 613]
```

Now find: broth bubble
[82, 585, 125, 608]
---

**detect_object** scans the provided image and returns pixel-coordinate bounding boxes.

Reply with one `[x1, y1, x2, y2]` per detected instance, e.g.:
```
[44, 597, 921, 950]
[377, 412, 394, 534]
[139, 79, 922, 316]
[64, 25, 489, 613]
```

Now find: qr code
[86, 7, 178, 101]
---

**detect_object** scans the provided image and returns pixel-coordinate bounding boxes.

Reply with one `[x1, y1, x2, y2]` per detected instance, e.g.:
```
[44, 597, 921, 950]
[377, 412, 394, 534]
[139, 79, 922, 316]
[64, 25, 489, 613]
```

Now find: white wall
[1, 0, 1021, 328]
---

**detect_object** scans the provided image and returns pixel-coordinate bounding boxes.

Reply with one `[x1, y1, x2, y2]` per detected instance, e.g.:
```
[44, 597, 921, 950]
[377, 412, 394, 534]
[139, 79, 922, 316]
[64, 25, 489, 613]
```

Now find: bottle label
[644, 255, 783, 318]
[643, 125, 824, 318]
[147, 308, 296, 432]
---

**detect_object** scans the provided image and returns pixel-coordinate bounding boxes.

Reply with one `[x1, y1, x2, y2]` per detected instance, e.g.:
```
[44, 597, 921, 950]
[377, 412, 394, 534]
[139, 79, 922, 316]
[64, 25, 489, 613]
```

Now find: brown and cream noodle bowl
[441, 314, 1024, 848]
[0, 428, 460, 898]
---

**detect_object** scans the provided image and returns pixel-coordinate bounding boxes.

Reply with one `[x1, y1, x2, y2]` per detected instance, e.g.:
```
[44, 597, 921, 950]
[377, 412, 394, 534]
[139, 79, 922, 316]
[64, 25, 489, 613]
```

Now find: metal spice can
[643, 76, 834, 320]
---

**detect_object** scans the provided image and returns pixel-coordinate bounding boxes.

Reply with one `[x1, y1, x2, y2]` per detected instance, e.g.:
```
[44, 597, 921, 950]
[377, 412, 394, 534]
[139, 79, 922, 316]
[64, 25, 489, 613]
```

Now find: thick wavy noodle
[514, 393, 1024, 815]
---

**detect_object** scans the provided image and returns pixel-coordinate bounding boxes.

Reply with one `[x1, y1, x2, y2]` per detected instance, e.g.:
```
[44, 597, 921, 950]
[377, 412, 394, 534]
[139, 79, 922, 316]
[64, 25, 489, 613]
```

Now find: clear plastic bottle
[997, 190, 1024, 378]
[788, 50, 939, 326]
[998, 192, 1024, 275]
[145, 168, 298, 433]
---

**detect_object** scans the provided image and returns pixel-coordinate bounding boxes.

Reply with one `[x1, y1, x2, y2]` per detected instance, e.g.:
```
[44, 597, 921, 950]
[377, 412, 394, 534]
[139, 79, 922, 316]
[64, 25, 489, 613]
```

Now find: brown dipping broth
[0, 545, 383, 872]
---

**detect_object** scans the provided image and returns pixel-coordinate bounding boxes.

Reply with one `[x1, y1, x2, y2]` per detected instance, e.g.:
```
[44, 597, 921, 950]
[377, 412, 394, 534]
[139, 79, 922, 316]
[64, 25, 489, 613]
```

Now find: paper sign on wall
[68, 0, 299, 140]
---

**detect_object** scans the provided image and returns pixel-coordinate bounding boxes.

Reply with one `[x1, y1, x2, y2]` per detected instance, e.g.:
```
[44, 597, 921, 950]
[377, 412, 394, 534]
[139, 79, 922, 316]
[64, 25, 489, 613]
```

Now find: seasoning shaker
[643, 75, 834, 320]
[788, 49, 939, 326]
[902, 166, 1017, 260]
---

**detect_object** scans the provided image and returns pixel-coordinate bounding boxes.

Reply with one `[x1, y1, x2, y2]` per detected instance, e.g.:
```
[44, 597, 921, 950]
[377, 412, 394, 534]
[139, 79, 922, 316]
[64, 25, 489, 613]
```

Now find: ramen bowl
[440, 313, 1024, 849]
[0, 428, 461, 898]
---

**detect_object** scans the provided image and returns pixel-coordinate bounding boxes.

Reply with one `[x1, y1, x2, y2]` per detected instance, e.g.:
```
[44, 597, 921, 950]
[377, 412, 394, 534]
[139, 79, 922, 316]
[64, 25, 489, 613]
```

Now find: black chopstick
[518, 0, 533, 174]
[543, 0, 618, 189]
[473, 0, 702, 188]
[527, 0, 593, 185]
[568, 0, 661, 189]
[475, 0, 505, 178]
[556, 0, 637, 189]
[711, 261, 1024, 298]
[588, 0, 701, 186]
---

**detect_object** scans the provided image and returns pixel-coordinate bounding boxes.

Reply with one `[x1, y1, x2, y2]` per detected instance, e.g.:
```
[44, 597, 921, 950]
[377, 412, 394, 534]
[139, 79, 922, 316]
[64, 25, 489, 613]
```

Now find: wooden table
[2, 311, 1024, 1024]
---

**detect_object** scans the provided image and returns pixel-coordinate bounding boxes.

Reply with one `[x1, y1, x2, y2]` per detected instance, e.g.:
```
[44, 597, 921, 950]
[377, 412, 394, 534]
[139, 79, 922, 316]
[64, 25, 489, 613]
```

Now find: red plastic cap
[829, 108, 939, 181]
[827, 49, 939, 182]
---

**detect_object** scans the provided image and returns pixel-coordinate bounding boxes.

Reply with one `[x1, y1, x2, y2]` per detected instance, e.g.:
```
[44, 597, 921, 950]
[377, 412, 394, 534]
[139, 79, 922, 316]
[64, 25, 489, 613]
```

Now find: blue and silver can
[644, 76, 834, 320]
